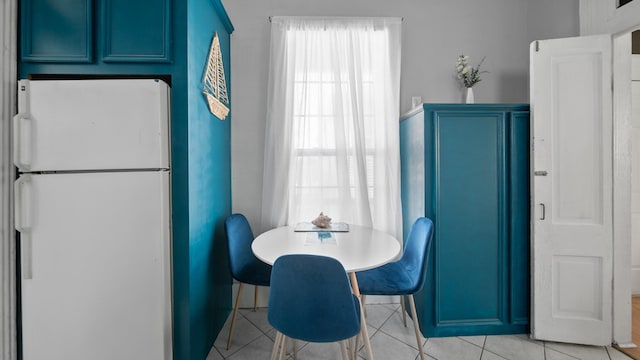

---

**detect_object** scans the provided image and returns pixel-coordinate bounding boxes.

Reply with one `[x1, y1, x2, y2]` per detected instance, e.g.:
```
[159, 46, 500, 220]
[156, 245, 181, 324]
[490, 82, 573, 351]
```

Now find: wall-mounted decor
[202, 32, 230, 120]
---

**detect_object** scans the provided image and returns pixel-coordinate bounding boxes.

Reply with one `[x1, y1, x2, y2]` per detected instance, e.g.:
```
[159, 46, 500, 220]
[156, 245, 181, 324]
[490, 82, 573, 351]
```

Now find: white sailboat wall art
[202, 32, 230, 120]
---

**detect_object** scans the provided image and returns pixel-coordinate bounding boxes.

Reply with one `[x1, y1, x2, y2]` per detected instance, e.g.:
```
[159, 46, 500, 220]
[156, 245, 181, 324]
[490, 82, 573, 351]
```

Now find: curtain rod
[268, 16, 404, 22]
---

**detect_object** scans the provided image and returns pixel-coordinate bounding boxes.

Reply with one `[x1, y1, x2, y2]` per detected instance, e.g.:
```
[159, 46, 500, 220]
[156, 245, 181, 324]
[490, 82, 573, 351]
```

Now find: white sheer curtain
[261, 16, 402, 239]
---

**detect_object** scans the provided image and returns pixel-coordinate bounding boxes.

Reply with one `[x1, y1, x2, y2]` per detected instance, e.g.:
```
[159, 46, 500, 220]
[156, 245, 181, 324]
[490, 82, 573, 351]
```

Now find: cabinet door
[431, 110, 506, 336]
[102, 0, 172, 62]
[19, 0, 172, 64]
[414, 105, 530, 338]
[20, 0, 93, 62]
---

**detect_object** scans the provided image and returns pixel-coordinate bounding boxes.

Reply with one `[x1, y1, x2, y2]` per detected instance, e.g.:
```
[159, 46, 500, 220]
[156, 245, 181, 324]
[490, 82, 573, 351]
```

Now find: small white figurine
[311, 212, 332, 228]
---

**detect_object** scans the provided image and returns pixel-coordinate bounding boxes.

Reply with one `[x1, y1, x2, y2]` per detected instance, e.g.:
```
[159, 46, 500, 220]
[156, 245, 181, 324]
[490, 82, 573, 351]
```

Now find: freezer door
[14, 79, 170, 172]
[16, 171, 172, 360]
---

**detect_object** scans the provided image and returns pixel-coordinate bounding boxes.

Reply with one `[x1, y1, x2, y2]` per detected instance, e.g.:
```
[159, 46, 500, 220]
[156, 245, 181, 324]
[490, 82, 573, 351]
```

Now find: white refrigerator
[13, 79, 173, 360]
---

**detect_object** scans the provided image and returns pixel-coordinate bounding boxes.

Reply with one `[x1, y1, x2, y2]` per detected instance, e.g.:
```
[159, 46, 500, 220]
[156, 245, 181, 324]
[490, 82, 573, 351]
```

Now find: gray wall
[224, 0, 579, 231]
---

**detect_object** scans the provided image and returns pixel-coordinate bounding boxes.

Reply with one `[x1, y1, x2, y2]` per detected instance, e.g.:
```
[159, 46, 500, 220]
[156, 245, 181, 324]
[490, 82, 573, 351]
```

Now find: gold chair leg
[408, 295, 425, 360]
[400, 295, 407, 327]
[226, 282, 245, 350]
[254, 285, 259, 311]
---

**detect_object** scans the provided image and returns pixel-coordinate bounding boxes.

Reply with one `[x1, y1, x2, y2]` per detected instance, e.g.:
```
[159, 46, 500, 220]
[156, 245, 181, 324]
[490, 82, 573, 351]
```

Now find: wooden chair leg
[353, 296, 365, 358]
[400, 295, 407, 327]
[362, 295, 367, 317]
[348, 336, 355, 359]
[353, 332, 359, 359]
[226, 282, 245, 350]
[358, 297, 374, 359]
[292, 339, 298, 360]
[340, 340, 350, 360]
[408, 294, 425, 360]
[254, 285, 259, 311]
[280, 334, 287, 360]
[270, 332, 282, 360]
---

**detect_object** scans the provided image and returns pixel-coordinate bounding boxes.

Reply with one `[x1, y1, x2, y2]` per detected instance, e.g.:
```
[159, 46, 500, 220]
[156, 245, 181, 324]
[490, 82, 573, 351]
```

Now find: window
[262, 17, 402, 237]
[290, 32, 382, 220]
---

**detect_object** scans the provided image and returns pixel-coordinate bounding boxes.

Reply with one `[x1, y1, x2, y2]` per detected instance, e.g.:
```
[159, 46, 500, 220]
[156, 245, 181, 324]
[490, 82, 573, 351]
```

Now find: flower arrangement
[456, 54, 487, 88]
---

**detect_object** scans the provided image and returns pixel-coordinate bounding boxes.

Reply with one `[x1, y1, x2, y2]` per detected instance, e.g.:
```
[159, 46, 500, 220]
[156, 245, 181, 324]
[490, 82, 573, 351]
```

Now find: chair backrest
[267, 255, 361, 343]
[400, 217, 435, 293]
[224, 213, 263, 280]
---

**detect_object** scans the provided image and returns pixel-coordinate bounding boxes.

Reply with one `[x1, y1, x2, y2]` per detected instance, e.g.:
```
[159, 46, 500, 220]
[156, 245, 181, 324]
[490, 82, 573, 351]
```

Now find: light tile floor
[207, 303, 632, 360]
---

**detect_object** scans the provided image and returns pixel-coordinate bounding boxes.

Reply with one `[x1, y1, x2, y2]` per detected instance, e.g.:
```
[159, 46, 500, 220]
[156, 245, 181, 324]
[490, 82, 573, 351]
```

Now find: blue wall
[186, 0, 233, 358]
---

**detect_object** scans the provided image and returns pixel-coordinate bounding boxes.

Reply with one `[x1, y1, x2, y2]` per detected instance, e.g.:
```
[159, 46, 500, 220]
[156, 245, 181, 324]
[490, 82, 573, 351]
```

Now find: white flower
[455, 53, 487, 88]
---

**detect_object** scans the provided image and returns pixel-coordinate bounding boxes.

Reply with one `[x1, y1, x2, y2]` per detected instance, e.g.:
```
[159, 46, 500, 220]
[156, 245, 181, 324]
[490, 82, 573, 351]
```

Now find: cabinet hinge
[535, 41, 540, 52]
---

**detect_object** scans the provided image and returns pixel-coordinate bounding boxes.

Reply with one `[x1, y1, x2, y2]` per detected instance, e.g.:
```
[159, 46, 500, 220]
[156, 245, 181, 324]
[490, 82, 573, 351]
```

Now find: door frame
[0, 0, 18, 359]
[612, 27, 637, 347]
[580, 0, 640, 344]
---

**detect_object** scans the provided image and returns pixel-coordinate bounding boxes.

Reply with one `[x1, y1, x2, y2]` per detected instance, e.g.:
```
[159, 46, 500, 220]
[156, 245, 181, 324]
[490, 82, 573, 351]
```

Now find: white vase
[465, 87, 475, 104]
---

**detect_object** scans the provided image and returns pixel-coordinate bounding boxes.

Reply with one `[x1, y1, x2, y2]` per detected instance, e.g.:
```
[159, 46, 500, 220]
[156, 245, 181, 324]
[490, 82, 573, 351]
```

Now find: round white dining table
[252, 224, 401, 360]
[251, 224, 401, 273]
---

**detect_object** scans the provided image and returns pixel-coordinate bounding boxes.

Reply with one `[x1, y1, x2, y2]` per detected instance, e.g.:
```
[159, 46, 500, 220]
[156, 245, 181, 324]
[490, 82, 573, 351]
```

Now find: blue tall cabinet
[18, 1, 234, 359]
[400, 104, 530, 337]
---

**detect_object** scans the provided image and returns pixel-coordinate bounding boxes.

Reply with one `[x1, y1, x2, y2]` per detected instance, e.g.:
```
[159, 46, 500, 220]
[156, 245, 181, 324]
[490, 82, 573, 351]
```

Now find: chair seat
[235, 260, 272, 287]
[356, 261, 418, 295]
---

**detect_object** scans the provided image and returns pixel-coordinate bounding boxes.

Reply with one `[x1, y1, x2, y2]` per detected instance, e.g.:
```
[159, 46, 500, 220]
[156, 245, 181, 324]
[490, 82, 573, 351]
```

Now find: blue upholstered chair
[224, 213, 272, 350]
[268, 254, 361, 360]
[356, 217, 434, 360]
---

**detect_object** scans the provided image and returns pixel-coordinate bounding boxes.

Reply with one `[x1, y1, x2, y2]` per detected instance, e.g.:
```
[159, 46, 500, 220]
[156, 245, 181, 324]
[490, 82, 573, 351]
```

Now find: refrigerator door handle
[13, 114, 31, 171]
[15, 175, 33, 279]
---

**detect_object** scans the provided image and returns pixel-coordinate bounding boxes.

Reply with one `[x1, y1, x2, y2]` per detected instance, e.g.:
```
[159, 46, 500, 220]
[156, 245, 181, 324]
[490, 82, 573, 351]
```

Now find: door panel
[552, 255, 603, 319]
[552, 53, 604, 224]
[510, 111, 531, 325]
[530, 34, 613, 345]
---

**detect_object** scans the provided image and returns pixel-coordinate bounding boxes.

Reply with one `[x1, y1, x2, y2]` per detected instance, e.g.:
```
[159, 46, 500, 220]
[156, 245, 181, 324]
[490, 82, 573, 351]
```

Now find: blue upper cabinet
[20, 0, 172, 65]
[401, 103, 530, 337]
[20, 0, 93, 63]
[102, 0, 171, 62]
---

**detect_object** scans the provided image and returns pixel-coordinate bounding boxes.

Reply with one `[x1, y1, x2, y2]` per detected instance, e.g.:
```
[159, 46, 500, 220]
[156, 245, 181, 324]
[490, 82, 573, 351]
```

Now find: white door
[530, 34, 613, 345]
[15, 171, 172, 360]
